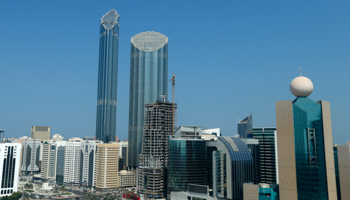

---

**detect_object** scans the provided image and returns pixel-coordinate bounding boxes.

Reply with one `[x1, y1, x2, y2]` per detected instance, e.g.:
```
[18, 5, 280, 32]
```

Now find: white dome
[290, 76, 313, 97]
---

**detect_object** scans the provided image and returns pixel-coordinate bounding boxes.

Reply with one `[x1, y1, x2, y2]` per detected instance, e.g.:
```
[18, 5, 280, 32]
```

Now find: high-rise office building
[21, 139, 41, 175]
[41, 140, 52, 180]
[252, 127, 278, 184]
[31, 126, 50, 140]
[275, 75, 337, 200]
[0, 129, 4, 143]
[128, 31, 169, 168]
[95, 9, 120, 143]
[333, 143, 350, 200]
[95, 143, 119, 189]
[80, 140, 102, 187]
[0, 143, 21, 197]
[63, 142, 81, 184]
[238, 114, 252, 138]
[139, 101, 176, 199]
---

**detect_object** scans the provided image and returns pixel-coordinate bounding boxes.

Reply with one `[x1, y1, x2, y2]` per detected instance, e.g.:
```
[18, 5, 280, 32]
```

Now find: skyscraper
[276, 75, 337, 200]
[128, 31, 169, 168]
[238, 114, 252, 138]
[95, 9, 120, 143]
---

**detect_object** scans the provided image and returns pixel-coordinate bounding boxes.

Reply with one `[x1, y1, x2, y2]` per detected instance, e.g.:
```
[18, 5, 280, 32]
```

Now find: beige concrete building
[31, 126, 50, 140]
[243, 183, 258, 200]
[118, 170, 135, 187]
[334, 144, 350, 200]
[95, 143, 119, 189]
[41, 140, 52, 180]
[276, 75, 337, 200]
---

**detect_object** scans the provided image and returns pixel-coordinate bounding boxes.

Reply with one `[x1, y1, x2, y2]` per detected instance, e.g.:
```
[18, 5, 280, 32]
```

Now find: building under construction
[138, 100, 177, 199]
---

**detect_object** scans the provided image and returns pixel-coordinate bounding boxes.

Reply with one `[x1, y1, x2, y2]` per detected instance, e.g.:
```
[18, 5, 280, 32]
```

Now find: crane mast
[169, 73, 176, 135]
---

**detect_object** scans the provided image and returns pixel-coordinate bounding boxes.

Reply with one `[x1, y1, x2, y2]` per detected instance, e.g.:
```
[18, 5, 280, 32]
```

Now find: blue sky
[1, 1, 349, 144]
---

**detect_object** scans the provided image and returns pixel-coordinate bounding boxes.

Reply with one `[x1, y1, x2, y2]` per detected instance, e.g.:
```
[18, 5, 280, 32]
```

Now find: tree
[59, 185, 66, 194]
[23, 193, 30, 200]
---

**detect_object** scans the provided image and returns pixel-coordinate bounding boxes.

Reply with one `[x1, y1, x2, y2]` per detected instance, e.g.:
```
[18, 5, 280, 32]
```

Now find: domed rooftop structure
[290, 74, 314, 97]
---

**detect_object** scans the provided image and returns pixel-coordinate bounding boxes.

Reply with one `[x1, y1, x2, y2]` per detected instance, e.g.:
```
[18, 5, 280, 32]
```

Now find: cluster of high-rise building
[0, 8, 350, 200]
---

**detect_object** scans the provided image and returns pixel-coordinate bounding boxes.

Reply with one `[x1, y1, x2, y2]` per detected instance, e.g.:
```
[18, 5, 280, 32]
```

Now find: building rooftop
[131, 31, 168, 52]
[100, 9, 119, 30]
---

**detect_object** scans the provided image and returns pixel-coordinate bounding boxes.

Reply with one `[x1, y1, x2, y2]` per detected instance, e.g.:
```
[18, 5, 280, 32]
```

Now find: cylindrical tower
[128, 31, 168, 168]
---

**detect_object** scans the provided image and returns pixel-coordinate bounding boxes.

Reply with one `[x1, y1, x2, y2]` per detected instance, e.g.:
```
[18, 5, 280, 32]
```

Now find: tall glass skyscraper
[128, 31, 168, 168]
[95, 9, 120, 143]
[276, 75, 337, 200]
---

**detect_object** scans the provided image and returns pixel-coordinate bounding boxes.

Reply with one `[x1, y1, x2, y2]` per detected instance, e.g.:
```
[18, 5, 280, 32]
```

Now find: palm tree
[59, 185, 66, 194]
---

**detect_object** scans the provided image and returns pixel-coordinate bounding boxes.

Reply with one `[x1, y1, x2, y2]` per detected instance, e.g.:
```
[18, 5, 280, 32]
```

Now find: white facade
[21, 139, 41, 175]
[0, 143, 21, 197]
[80, 140, 102, 187]
[63, 142, 81, 183]
[52, 134, 64, 141]
[41, 140, 52, 179]
[48, 141, 67, 181]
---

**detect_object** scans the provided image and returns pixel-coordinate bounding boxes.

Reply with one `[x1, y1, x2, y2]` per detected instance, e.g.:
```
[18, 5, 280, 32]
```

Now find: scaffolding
[139, 101, 177, 199]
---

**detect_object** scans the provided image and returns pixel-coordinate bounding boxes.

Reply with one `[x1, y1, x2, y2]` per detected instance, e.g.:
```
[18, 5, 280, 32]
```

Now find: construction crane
[169, 73, 176, 135]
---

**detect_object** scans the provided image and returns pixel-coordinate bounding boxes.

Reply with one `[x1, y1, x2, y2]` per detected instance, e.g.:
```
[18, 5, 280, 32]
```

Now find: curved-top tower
[95, 9, 120, 143]
[128, 31, 168, 168]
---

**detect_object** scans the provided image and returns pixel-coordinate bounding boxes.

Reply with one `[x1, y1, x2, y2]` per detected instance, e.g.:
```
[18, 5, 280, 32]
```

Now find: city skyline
[1, 1, 350, 144]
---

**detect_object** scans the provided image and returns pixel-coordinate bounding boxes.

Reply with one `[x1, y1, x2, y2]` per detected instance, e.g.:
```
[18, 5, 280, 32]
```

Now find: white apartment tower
[63, 142, 81, 183]
[21, 139, 41, 175]
[0, 143, 21, 197]
[80, 140, 102, 187]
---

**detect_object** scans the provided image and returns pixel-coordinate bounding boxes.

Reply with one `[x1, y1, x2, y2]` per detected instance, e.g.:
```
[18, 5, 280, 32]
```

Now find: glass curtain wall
[128, 31, 168, 168]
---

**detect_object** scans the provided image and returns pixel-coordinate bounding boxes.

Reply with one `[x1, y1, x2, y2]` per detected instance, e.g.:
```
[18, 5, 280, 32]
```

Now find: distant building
[128, 31, 169, 168]
[238, 114, 252, 138]
[31, 126, 50, 140]
[95, 143, 119, 189]
[63, 142, 81, 184]
[82, 136, 95, 140]
[0, 143, 22, 197]
[95, 9, 120, 143]
[334, 144, 350, 199]
[252, 128, 278, 184]
[118, 170, 135, 187]
[139, 101, 176, 199]
[0, 129, 4, 143]
[241, 138, 260, 185]
[41, 140, 52, 180]
[52, 134, 63, 141]
[276, 75, 337, 199]
[80, 140, 102, 187]
[21, 139, 41, 175]
[55, 142, 67, 185]
[117, 141, 128, 170]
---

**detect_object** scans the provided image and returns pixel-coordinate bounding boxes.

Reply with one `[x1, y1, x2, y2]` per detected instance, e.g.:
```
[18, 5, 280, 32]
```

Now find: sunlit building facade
[276, 75, 337, 200]
[128, 31, 168, 168]
[95, 9, 120, 143]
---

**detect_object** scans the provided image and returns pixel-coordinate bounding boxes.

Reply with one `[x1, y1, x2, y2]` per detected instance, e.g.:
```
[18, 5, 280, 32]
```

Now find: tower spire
[300, 67, 302, 76]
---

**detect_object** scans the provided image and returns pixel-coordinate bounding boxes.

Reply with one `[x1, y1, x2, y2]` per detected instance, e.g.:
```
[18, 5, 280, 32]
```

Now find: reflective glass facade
[293, 97, 328, 199]
[167, 139, 207, 193]
[252, 128, 277, 184]
[95, 9, 120, 143]
[128, 31, 168, 167]
[218, 137, 253, 200]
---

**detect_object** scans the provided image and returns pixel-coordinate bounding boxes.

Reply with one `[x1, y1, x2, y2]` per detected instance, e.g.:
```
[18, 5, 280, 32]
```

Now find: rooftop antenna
[169, 73, 176, 135]
[300, 67, 302, 76]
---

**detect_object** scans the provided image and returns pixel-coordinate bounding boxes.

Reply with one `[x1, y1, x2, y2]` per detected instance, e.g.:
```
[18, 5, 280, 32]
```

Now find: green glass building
[275, 75, 337, 200]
